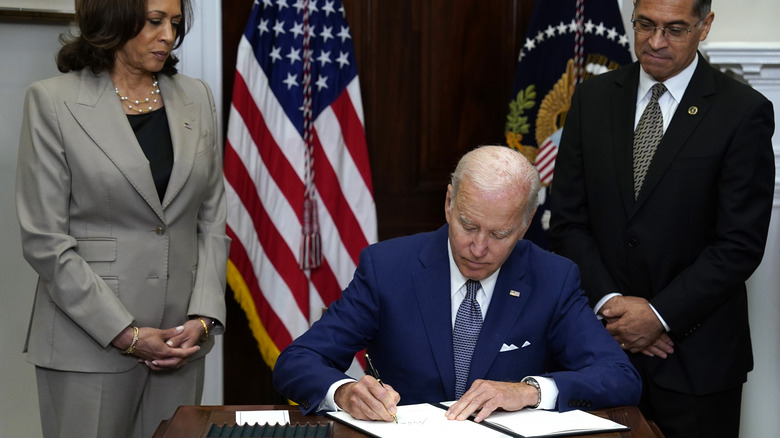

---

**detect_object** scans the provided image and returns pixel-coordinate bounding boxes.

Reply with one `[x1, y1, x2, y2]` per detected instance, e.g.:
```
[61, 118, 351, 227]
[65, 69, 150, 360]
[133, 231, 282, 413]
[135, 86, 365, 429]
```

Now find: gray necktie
[453, 279, 483, 399]
[633, 83, 667, 199]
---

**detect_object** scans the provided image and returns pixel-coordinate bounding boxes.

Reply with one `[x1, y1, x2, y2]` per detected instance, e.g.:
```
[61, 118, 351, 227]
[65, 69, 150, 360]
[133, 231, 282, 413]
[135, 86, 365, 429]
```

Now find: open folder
[325, 402, 629, 438]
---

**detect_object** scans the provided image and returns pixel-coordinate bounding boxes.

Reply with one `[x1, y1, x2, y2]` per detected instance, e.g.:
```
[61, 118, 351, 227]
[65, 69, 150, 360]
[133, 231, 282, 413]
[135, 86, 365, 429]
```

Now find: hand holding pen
[364, 353, 399, 423]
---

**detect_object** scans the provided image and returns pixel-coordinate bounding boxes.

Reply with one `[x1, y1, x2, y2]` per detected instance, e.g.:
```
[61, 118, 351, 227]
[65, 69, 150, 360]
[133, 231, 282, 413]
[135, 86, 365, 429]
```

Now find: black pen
[364, 353, 398, 423]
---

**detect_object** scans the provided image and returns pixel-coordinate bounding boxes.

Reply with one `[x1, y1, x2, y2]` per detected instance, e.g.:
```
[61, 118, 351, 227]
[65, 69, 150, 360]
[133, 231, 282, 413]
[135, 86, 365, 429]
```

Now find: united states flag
[224, 0, 376, 374]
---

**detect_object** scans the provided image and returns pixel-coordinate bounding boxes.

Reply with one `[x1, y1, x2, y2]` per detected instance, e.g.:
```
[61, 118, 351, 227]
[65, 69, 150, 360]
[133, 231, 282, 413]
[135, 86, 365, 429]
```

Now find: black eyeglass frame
[630, 18, 702, 41]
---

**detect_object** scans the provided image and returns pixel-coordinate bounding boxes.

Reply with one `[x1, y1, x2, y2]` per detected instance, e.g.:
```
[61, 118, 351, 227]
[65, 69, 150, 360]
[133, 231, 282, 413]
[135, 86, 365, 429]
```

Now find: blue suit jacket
[273, 225, 640, 414]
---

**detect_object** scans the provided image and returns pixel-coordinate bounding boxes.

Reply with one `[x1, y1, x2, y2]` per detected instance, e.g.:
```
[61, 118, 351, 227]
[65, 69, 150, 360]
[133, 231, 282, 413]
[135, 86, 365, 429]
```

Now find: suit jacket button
[585, 401, 592, 408]
[568, 400, 577, 408]
[301, 401, 310, 409]
[155, 226, 166, 236]
[627, 238, 638, 248]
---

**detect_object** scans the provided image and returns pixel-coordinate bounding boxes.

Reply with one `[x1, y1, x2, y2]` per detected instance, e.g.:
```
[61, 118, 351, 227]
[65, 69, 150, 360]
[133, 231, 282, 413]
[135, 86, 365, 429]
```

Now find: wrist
[112, 326, 139, 354]
[521, 377, 541, 409]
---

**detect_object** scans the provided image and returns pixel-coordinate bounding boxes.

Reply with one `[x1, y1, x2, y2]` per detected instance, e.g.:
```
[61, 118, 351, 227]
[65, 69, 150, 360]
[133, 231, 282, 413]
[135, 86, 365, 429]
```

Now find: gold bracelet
[122, 326, 139, 355]
[198, 317, 209, 341]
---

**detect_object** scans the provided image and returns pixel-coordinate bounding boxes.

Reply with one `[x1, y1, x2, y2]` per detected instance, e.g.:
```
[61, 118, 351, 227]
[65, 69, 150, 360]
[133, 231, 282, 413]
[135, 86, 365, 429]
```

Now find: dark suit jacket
[273, 225, 641, 414]
[550, 54, 775, 395]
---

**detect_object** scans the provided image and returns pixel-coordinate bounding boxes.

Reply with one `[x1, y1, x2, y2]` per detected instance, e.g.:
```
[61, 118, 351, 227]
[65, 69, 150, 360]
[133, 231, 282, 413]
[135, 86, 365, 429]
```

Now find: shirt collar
[638, 53, 698, 104]
[447, 239, 500, 299]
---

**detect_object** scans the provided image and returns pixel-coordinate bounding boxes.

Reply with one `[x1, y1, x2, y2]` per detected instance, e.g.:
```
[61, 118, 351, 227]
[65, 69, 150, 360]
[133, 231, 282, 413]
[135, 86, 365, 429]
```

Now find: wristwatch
[522, 377, 542, 408]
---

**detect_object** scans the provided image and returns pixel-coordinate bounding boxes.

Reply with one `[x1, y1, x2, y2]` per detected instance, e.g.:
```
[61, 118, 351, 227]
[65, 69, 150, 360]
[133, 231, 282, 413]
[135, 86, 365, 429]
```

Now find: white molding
[701, 42, 780, 202]
[701, 42, 780, 83]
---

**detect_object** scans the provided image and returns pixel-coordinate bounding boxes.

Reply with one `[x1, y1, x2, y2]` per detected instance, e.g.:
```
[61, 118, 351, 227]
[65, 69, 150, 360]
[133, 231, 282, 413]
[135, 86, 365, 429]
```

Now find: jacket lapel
[413, 226, 458, 399]
[158, 74, 201, 209]
[612, 63, 643, 218]
[65, 70, 164, 220]
[632, 54, 713, 212]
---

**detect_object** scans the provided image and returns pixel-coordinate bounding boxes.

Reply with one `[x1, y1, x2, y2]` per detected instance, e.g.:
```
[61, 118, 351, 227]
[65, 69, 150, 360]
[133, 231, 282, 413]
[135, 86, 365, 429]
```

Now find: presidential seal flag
[505, 0, 631, 247]
[224, 0, 376, 374]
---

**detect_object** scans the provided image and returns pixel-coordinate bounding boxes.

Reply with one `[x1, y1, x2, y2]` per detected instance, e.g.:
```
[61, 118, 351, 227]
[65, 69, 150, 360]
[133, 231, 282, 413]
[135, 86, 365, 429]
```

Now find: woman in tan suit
[15, 1, 229, 437]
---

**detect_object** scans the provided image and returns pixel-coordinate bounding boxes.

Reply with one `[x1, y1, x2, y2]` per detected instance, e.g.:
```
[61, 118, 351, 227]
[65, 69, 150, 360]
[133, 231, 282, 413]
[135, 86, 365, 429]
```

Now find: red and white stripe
[224, 35, 377, 372]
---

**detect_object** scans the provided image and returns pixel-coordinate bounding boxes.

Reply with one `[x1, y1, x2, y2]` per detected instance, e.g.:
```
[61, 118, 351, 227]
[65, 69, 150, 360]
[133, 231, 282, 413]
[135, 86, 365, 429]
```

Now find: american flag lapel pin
[184, 122, 192, 130]
[509, 290, 520, 297]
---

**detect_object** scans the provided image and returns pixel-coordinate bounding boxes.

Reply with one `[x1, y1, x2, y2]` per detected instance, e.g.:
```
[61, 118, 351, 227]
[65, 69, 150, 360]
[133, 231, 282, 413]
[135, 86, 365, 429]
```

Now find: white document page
[235, 409, 290, 426]
[485, 408, 629, 437]
[327, 403, 509, 438]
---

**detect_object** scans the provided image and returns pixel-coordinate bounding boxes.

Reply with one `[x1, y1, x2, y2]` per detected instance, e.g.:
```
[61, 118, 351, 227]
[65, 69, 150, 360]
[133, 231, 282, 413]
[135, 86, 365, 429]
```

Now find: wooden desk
[153, 405, 664, 438]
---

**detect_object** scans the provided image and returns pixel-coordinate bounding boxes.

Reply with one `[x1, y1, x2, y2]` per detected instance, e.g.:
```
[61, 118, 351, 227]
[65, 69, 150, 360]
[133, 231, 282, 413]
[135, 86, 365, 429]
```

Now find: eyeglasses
[631, 18, 701, 42]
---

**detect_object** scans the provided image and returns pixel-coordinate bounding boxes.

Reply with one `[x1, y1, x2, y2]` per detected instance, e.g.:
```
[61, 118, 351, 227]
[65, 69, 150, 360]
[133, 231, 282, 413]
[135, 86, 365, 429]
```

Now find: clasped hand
[112, 319, 207, 370]
[601, 296, 674, 358]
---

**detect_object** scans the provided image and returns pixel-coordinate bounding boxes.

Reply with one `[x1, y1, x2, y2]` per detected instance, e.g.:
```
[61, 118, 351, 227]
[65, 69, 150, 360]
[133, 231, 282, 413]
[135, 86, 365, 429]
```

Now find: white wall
[0, 21, 71, 438]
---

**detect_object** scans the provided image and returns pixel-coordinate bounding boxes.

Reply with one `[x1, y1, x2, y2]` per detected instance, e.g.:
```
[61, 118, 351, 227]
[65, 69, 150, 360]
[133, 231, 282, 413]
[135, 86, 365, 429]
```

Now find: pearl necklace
[115, 76, 160, 113]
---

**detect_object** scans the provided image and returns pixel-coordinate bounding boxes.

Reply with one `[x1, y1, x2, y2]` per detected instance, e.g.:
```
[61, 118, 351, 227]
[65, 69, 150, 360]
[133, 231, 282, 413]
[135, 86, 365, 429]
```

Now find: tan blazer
[17, 69, 229, 373]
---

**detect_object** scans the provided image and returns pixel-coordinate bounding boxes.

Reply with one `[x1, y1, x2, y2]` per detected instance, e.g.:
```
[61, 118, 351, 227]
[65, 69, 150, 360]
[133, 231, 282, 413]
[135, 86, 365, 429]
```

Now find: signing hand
[446, 379, 537, 423]
[334, 375, 400, 422]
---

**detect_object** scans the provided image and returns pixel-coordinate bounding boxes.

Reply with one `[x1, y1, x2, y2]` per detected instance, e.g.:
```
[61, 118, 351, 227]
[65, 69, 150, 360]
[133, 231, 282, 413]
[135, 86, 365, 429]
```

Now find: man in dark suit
[549, 0, 774, 437]
[273, 145, 640, 423]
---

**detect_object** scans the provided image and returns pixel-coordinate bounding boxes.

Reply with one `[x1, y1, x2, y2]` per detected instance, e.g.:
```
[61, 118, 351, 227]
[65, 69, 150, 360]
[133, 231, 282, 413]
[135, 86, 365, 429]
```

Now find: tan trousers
[35, 358, 205, 438]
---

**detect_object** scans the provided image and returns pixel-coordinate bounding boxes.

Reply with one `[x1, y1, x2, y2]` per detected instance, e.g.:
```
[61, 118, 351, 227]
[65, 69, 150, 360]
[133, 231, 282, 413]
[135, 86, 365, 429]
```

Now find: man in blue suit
[273, 145, 640, 423]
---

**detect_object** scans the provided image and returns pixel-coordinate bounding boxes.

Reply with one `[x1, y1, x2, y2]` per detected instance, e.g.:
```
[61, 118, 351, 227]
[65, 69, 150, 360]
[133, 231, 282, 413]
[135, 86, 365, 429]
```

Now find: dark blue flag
[505, 0, 632, 248]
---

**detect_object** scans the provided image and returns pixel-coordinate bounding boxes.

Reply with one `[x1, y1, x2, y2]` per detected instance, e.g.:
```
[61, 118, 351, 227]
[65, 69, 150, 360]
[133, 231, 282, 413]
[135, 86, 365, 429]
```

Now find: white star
[291, 21, 305, 38]
[619, 34, 629, 47]
[308, 0, 319, 13]
[258, 18, 269, 35]
[607, 27, 618, 40]
[307, 25, 317, 40]
[535, 31, 545, 43]
[544, 25, 556, 38]
[262, 0, 273, 7]
[339, 5, 345, 17]
[569, 19, 578, 33]
[336, 51, 350, 68]
[315, 75, 328, 91]
[595, 22, 606, 36]
[286, 47, 302, 64]
[293, 0, 305, 13]
[282, 72, 298, 90]
[320, 25, 334, 43]
[585, 19, 595, 33]
[316, 50, 332, 66]
[322, 0, 336, 17]
[337, 25, 352, 42]
[269, 46, 282, 63]
[276, 0, 289, 10]
[556, 21, 568, 34]
[273, 20, 286, 36]
[524, 37, 536, 51]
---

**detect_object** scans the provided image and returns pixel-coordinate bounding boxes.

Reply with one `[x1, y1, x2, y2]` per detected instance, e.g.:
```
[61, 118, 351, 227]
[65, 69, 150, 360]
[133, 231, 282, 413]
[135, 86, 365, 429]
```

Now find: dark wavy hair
[56, 0, 192, 75]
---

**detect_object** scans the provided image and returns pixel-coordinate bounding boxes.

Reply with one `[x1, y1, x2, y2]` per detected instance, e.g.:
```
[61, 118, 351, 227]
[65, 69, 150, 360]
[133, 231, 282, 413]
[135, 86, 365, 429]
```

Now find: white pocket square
[500, 343, 519, 352]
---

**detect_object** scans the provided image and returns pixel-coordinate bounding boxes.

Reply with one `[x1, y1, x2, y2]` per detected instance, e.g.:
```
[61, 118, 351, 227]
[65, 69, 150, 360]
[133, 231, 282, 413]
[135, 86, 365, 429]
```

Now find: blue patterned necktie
[453, 279, 483, 399]
[633, 82, 667, 199]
